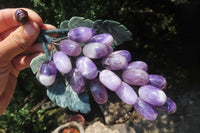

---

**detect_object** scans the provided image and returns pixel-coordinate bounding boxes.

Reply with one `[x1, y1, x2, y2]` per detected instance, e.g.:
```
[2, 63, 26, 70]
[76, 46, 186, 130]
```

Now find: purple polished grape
[99, 69, 122, 91]
[156, 97, 177, 113]
[76, 56, 98, 79]
[53, 51, 72, 74]
[83, 42, 108, 59]
[123, 61, 148, 72]
[59, 39, 82, 56]
[138, 85, 167, 106]
[133, 98, 158, 121]
[147, 74, 167, 89]
[68, 68, 86, 93]
[111, 50, 132, 62]
[39, 61, 57, 86]
[90, 78, 108, 104]
[106, 46, 113, 56]
[115, 82, 138, 105]
[89, 33, 114, 46]
[122, 69, 149, 86]
[68, 27, 96, 42]
[102, 54, 128, 70]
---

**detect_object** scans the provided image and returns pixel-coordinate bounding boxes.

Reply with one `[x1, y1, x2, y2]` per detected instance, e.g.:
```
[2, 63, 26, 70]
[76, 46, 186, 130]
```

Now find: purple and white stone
[59, 39, 82, 56]
[102, 54, 128, 70]
[68, 27, 96, 42]
[115, 82, 138, 105]
[83, 42, 108, 59]
[122, 69, 149, 86]
[106, 45, 113, 56]
[90, 78, 108, 104]
[156, 97, 177, 113]
[111, 50, 132, 62]
[76, 56, 98, 79]
[39, 61, 57, 86]
[99, 69, 122, 91]
[53, 51, 72, 74]
[123, 61, 148, 72]
[68, 68, 86, 94]
[138, 85, 167, 106]
[133, 98, 158, 121]
[89, 33, 114, 46]
[147, 74, 167, 89]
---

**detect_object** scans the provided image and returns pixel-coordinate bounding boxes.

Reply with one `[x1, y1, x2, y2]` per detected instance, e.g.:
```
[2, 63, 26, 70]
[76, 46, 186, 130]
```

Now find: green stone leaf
[47, 78, 66, 102]
[47, 76, 91, 113]
[93, 20, 132, 46]
[68, 16, 94, 29]
[60, 20, 69, 29]
[30, 54, 47, 74]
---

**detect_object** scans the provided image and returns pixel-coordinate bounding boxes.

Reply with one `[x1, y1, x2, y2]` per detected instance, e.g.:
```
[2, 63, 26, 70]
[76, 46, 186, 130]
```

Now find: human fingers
[0, 74, 17, 116]
[41, 23, 57, 31]
[0, 26, 17, 41]
[0, 21, 40, 61]
[25, 42, 54, 54]
[11, 52, 44, 76]
[24, 24, 57, 53]
[24, 23, 57, 53]
[41, 24, 57, 37]
[0, 8, 43, 33]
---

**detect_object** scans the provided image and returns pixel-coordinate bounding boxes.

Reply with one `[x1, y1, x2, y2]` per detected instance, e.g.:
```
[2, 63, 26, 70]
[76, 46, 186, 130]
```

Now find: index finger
[0, 8, 43, 33]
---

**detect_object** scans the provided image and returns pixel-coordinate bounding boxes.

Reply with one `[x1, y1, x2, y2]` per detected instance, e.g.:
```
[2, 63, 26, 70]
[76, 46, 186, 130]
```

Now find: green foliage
[0, 107, 46, 132]
[0, 69, 47, 132]
[93, 19, 132, 46]
[47, 78, 91, 113]
[67, 16, 94, 29]
[30, 54, 47, 74]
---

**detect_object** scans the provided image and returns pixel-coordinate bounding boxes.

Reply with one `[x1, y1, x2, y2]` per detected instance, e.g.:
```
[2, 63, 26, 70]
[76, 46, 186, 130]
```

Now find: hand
[0, 8, 56, 115]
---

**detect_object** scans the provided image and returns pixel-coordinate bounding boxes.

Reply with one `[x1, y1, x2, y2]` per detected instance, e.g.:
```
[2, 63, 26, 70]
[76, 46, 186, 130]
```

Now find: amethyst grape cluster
[38, 26, 176, 121]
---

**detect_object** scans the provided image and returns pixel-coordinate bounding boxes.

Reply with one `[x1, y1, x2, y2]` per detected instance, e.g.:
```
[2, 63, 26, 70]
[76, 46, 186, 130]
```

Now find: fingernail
[24, 22, 39, 37]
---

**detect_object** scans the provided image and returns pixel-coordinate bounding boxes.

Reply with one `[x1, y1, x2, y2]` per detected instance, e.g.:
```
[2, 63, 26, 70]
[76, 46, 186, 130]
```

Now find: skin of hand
[0, 8, 56, 115]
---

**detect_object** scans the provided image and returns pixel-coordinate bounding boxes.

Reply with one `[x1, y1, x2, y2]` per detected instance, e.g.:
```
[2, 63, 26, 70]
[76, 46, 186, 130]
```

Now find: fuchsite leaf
[30, 54, 47, 74]
[60, 20, 69, 29]
[68, 16, 94, 29]
[47, 78, 66, 102]
[47, 77, 91, 113]
[93, 20, 132, 45]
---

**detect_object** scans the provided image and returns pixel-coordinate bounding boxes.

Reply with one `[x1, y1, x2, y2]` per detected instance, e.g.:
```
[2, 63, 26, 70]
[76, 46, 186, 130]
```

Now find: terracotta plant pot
[52, 121, 84, 133]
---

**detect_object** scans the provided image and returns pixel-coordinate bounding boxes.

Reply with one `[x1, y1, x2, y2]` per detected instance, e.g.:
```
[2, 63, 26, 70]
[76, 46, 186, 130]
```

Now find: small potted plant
[52, 114, 85, 133]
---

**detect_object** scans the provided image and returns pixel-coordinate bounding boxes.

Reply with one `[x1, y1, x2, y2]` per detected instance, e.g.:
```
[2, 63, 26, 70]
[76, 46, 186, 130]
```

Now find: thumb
[0, 21, 40, 60]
